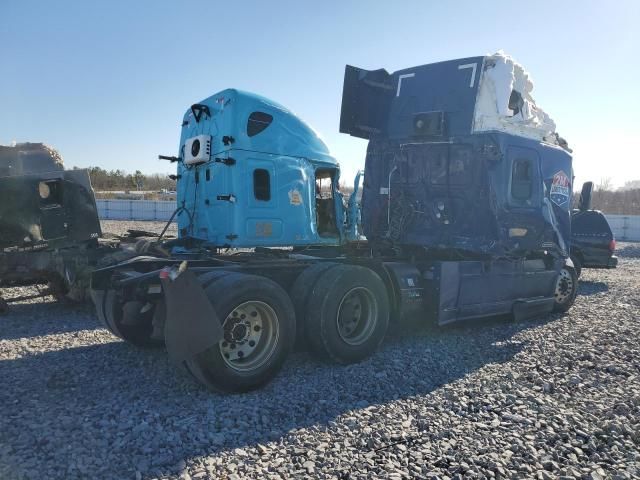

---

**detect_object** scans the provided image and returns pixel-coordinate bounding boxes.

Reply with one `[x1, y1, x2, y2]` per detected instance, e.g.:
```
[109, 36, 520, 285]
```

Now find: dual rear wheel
[188, 264, 390, 392]
[294, 264, 390, 364]
[100, 264, 390, 393]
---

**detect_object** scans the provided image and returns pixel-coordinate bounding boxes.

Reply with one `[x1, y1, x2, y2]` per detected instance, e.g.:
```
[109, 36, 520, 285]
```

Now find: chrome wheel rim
[219, 301, 279, 372]
[336, 287, 377, 346]
[554, 268, 574, 304]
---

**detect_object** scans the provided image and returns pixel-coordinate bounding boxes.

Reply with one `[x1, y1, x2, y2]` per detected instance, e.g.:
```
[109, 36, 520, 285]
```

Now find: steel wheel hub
[554, 268, 574, 304]
[336, 287, 377, 346]
[219, 301, 279, 372]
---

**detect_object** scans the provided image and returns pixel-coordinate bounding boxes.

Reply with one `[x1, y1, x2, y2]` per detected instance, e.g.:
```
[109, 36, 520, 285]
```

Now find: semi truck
[90, 53, 578, 393]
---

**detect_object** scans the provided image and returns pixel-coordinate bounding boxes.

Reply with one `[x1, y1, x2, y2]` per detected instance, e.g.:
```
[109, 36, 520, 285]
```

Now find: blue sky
[1, 1, 638, 189]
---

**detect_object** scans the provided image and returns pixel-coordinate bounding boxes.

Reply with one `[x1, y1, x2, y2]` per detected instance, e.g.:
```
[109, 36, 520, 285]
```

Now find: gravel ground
[101, 220, 178, 237]
[1, 223, 638, 479]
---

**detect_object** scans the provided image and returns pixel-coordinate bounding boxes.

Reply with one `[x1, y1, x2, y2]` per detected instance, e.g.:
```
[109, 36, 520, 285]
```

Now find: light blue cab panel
[175, 89, 344, 248]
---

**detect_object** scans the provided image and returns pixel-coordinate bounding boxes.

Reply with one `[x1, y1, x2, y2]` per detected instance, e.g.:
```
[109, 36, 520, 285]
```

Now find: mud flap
[160, 267, 223, 365]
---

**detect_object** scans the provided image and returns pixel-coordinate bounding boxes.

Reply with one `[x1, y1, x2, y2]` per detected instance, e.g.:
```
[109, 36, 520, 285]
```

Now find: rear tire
[178, 270, 237, 386]
[198, 269, 234, 289]
[101, 289, 163, 347]
[553, 266, 578, 313]
[304, 264, 389, 364]
[98, 270, 235, 348]
[186, 273, 295, 393]
[289, 262, 339, 350]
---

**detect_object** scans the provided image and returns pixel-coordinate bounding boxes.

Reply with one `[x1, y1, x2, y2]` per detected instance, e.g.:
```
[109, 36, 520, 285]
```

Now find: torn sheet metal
[473, 51, 565, 148]
[0, 142, 64, 177]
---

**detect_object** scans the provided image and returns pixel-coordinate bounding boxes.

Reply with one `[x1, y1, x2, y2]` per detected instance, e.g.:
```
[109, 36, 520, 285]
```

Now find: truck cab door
[200, 159, 233, 244]
[315, 168, 340, 238]
[501, 146, 546, 253]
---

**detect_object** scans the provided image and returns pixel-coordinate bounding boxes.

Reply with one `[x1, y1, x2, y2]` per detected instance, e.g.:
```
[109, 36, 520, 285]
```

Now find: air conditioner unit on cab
[184, 135, 211, 165]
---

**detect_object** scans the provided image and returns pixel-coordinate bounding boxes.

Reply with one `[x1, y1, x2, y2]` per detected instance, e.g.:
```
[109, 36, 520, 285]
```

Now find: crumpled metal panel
[360, 132, 572, 257]
[0, 142, 64, 178]
[0, 143, 101, 253]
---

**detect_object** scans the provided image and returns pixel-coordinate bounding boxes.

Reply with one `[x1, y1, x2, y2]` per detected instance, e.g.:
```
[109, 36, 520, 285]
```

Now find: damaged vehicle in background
[0, 143, 103, 311]
[570, 181, 618, 277]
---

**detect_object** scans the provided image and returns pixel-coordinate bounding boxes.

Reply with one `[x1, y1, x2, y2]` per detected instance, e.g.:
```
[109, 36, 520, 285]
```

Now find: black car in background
[570, 182, 618, 277]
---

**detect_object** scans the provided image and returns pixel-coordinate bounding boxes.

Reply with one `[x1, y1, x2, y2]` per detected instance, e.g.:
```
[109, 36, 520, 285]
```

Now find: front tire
[553, 266, 578, 312]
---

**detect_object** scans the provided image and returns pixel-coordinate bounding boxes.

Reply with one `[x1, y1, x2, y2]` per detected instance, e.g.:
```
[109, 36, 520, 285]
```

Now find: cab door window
[315, 168, 338, 237]
[511, 159, 533, 201]
[253, 169, 271, 201]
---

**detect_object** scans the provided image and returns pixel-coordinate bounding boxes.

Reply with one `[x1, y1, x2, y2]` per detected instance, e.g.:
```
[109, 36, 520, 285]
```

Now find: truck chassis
[90, 246, 576, 393]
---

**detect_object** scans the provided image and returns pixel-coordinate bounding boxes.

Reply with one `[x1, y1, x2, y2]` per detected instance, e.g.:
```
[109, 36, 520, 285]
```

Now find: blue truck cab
[176, 89, 345, 248]
[340, 54, 574, 260]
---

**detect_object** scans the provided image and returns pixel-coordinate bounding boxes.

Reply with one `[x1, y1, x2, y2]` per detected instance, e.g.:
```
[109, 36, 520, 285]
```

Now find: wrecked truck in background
[90, 52, 579, 393]
[0, 143, 102, 309]
[344, 52, 573, 258]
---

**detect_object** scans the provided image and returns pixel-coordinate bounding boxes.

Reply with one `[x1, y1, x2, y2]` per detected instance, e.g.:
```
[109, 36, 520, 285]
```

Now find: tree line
[79, 166, 176, 191]
[589, 188, 640, 215]
[572, 178, 640, 215]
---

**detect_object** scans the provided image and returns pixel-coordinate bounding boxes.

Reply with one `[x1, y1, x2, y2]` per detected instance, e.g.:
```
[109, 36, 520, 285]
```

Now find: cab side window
[253, 169, 270, 201]
[511, 158, 533, 201]
[247, 112, 273, 137]
[449, 144, 473, 185]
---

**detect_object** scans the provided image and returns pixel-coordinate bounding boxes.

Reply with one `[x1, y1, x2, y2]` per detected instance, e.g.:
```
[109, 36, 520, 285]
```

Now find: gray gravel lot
[101, 219, 178, 237]
[1, 222, 639, 479]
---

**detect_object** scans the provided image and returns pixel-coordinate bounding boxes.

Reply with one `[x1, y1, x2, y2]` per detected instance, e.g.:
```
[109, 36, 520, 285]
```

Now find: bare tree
[596, 177, 613, 191]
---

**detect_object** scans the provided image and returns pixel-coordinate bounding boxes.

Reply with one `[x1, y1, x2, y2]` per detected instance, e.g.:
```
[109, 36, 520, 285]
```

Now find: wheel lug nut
[237, 351, 244, 358]
[240, 314, 246, 319]
[249, 340, 255, 347]
[254, 325, 261, 332]
[251, 311, 258, 317]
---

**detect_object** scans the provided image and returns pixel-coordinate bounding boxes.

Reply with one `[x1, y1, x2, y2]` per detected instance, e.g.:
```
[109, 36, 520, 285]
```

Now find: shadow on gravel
[0, 309, 564, 479]
[0, 302, 101, 341]
[578, 280, 609, 296]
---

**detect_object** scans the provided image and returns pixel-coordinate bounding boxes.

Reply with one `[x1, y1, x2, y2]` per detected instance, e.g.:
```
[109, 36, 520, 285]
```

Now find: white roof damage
[473, 51, 569, 150]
